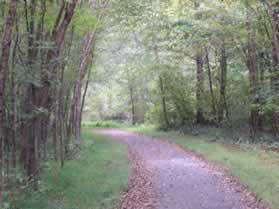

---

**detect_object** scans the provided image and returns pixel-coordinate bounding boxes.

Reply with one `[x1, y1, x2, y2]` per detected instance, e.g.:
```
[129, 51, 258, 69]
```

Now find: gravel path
[95, 129, 264, 209]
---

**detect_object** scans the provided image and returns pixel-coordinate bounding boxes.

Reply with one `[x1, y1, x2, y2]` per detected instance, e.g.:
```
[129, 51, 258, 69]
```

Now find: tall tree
[266, 1, 279, 134]
[218, 41, 228, 122]
[0, 0, 17, 204]
[20, 0, 79, 182]
[0, 0, 17, 144]
[196, 49, 205, 124]
[205, 48, 217, 119]
[246, 3, 260, 135]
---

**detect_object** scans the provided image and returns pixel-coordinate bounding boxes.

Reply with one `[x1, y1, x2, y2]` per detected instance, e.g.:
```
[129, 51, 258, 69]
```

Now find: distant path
[95, 129, 265, 209]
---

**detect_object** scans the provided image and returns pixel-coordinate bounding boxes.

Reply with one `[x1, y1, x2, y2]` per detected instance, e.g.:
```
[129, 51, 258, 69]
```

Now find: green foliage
[41, 4, 60, 31]
[83, 120, 130, 128]
[85, 0, 278, 136]
[145, 103, 162, 124]
[164, 69, 195, 126]
[73, 7, 98, 35]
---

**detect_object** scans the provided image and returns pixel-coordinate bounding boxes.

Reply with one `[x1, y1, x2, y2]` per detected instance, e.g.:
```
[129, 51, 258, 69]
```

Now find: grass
[124, 124, 279, 209]
[82, 120, 129, 129]
[12, 128, 129, 209]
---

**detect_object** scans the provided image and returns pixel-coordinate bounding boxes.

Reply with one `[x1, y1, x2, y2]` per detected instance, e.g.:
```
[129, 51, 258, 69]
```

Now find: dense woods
[88, 0, 279, 139]
[0, 0, 278, 208]
[0, 0, 109, 206]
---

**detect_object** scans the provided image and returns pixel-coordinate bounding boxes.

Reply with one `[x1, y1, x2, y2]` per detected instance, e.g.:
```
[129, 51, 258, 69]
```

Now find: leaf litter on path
[95, 129, 270, 209]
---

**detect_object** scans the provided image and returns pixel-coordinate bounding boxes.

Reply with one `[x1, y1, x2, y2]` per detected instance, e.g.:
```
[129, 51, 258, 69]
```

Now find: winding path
[96, 129, 263, 209]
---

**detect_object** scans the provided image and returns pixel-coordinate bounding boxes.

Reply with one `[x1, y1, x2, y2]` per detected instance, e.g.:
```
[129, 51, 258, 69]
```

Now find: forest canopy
[86, 0, 279, 137]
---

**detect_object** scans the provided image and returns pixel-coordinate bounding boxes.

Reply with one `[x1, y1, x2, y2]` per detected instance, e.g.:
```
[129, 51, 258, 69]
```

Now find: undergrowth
[12, 128, 129, 209]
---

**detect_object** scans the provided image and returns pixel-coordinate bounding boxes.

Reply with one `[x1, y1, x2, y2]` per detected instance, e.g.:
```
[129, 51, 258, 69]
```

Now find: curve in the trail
[95, 129, 263, 209]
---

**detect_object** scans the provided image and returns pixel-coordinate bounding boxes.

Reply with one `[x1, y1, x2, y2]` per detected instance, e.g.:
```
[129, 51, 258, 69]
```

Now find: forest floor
[96, 128, 272, 209]
[12, 128, 129, 209]
[13, 124, 279, 209]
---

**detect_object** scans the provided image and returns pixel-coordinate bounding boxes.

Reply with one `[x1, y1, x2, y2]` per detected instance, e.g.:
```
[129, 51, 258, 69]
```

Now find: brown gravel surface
[95, 129, 268, 209]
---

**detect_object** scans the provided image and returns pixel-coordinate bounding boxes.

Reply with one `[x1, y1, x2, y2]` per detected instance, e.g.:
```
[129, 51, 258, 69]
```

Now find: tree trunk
[0, 0, 17, 148]
[196, 50, 205, 124]
[205, 48, 217, 119]
[11, 48, 17, 169]
[159, 76, 170, 128]
[0, 0, 17, 205]
[72, 32, 96, 146]
[154, 44, 170, 128]
[218, 41, 228, 123]
[267, 1, 279, 135]
[247, 4, 260, 136]
[20, 0, 78, 181]
[129, 86, 136, 125]
[80, 66, 92, 126]
[53, 112, 58, 162]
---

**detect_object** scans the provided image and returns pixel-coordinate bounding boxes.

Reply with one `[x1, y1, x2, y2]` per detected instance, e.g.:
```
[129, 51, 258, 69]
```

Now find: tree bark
[159, 76, 170, 128]
[196, 50, 205, 124]
[267, 1, 279, 135]
[20, 0, 78, 181]
[129, 86, 136, 125]
[11, 32, 18, 169]
[205, 48, 217, 119]
[154, 44, 170, 128]
[72, 31, 96, 145]
[0, 0, 17, 146]
[0, 0, 17, 205]
[218, 41, 228, 123]
[246, 4, 260, 136]
[80, 66, 92, 125]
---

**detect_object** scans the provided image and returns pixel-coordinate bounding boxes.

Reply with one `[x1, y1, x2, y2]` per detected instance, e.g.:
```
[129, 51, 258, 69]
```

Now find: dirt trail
[95, 129, 265, 209]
